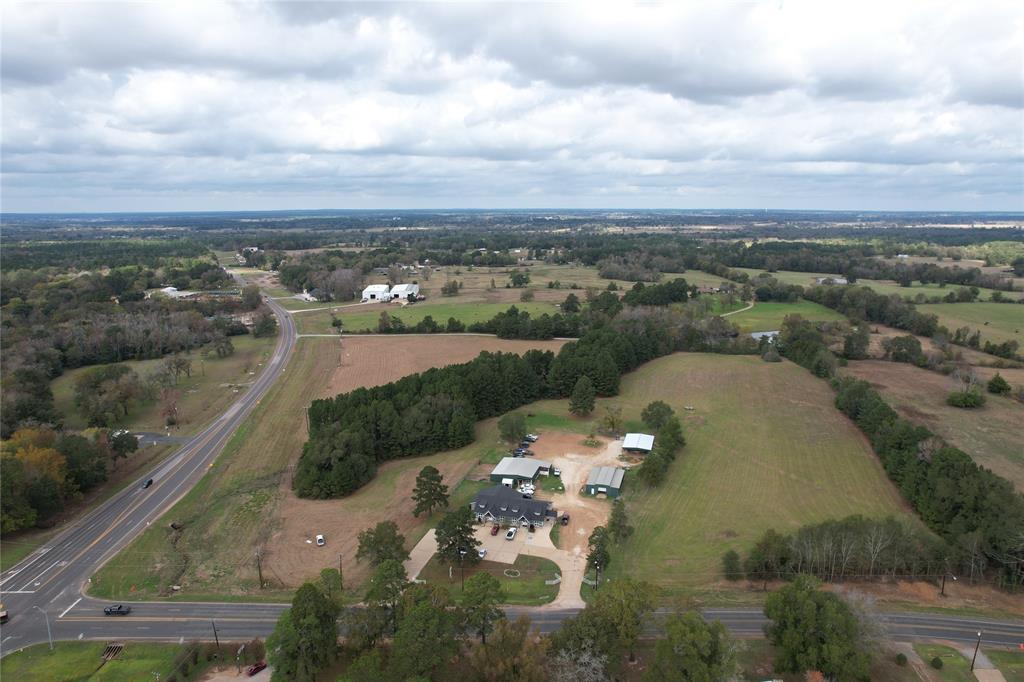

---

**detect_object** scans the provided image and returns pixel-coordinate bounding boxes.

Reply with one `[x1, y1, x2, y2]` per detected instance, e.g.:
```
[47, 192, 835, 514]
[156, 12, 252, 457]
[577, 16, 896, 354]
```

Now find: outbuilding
[489, 457, 551, 485]
[622, 433, 654, 454]
[585, 466, 625, 498]
[361, 284, 391, 302]
[389, 283, 420, 301]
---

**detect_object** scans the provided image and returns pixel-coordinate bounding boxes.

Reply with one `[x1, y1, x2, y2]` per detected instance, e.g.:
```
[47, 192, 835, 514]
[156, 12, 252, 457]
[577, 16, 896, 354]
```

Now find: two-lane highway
[0, 297, 297, 654]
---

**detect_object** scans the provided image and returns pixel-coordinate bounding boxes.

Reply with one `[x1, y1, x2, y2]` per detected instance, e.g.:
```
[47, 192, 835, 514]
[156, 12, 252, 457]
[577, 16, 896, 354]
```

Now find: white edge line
[59, 597, 82, 619]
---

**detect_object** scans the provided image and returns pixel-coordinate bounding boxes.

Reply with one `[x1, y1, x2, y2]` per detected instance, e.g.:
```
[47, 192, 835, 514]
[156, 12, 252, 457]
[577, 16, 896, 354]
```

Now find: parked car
[561, 514, 570, 526]
[477, 549, 487, 559]
[552, 468, 561, 477]
[0, 609, 9, 624]
[247, 661, 268, 676]
[490, 524, 500, 536]
[103, 604, 132, 616]
[505, 527, 517, 541]
[519, 440, 532, 449]
[315, 534, 325, 546]
[525, 434, 539, 442]
[521, 493, 533, 499]
[142, 478, 154, 489]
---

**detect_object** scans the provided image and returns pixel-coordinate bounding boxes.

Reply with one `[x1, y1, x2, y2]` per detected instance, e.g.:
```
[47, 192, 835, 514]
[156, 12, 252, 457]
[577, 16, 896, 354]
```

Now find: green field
[1, 642, 194, 682]
[590, 354, 920, 597]
[295, 301, 559, 334]
[914, 644, 972, 681]
[986, 649, 1024, 681]
[51, 335, 276, 434]
[417, 554, 560, 606]
[726, 300, 847, 332]
[916, 302, 1024, 347]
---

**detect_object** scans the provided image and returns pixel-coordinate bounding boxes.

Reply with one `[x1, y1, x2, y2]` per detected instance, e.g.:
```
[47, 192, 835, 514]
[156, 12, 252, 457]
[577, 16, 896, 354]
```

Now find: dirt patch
[324, 336, 567, 396]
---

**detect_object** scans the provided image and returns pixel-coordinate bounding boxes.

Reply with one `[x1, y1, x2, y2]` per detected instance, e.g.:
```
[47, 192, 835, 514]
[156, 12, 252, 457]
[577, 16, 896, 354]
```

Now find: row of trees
[777, 316, 1024, 586]
[1, 426, 137, 532]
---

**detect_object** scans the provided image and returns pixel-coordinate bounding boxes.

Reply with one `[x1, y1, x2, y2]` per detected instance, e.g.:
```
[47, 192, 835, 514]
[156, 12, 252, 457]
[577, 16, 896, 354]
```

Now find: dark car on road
[103, 604, 132, 616]
[142, 478, 154, 489]
[561, 514, 570, 526]
[247, 661, 268, 676]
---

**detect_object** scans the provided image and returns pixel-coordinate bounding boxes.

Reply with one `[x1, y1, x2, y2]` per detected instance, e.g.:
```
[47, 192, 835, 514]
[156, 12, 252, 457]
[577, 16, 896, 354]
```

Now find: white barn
[389, 283, 420, 300]
[622, 433, 655, 453]
[362, 284, 391, 302]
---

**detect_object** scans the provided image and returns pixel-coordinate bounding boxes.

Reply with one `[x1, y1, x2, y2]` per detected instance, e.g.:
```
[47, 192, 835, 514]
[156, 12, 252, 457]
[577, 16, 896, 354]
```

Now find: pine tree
[412, 465, 449, 517]
[988, 372, 1012, 395]
[570, 375, 596, 416]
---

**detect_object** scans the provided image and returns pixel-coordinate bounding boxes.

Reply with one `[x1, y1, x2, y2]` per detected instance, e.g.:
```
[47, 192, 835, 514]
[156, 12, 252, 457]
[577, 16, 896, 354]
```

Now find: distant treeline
[778, 316, 1024, 587]
[0, 239, 213, 272]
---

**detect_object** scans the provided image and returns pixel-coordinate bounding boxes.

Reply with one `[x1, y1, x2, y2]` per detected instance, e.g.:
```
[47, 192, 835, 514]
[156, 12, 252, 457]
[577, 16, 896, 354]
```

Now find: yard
[1, 642, 197, 682]
[725, 300, 847, 332]
[51, 334, 276, 435]
[417, 554, 560, 606]
[913, 644, 973, 681]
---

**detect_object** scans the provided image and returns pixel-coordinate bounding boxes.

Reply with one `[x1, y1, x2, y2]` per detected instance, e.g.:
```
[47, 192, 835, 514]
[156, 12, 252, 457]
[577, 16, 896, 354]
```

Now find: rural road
[0, 296, 297, 656]
[2, 294, 1023, 656]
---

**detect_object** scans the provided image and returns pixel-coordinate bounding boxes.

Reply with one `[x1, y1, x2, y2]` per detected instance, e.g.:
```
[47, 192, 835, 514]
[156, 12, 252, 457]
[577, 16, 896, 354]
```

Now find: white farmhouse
[389, 283, 420, 301]
[361, 284, 391, 302]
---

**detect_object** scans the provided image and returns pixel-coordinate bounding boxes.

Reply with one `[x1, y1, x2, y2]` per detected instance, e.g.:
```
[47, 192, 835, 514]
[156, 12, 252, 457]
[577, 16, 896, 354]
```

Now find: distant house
[896, 254, 910, 259]
[750, 330, 779, 342]
[622, 433, 654, 454]
[361, 284, 391, 302]
[471, 485, 555, 527]
[696, 285, 721, 294]
[489, 457, 551, 487]
[815, 276, 848, 285]
[389, 283, 420, 301]
[585, 466, 625, 498]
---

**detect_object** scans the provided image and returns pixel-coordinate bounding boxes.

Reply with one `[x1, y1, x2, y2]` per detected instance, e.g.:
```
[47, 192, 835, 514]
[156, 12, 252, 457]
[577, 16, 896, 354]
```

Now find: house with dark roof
[471, 485, 556, 527]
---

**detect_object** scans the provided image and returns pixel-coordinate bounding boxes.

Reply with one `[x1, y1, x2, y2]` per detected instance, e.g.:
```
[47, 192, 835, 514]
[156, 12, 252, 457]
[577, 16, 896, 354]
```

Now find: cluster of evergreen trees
[777, 316, 1024, 586]
[297, 319, 682, 499]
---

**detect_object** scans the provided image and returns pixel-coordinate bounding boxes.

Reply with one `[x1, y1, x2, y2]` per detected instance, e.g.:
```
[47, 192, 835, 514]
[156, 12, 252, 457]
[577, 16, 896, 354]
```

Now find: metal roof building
[489, 457, 551, 485]
[585, 466, 625, 498]
[622, 433, 655, 452]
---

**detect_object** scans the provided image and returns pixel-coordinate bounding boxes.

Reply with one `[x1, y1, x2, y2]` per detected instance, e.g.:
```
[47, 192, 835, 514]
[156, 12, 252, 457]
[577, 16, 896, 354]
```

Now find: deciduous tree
[267, 582, 339, 682]
[644, 611, 737, 682]
[435, 506, 481, 565]
[462, 572, 505, 644]
[356, 521, 409, 566]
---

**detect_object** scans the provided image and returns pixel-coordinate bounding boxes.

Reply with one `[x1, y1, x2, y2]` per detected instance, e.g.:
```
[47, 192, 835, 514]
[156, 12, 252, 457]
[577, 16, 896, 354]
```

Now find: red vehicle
[247, 661, 268, 676]
[490, 524, 500, 536]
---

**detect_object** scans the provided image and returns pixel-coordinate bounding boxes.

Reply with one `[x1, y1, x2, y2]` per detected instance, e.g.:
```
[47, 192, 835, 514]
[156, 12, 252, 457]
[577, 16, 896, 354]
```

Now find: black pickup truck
[103, 604, 132, 616]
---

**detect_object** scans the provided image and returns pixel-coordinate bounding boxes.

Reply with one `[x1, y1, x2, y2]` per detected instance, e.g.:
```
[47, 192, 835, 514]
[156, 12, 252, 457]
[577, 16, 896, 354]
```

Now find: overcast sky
[2, 1, 1022, 212]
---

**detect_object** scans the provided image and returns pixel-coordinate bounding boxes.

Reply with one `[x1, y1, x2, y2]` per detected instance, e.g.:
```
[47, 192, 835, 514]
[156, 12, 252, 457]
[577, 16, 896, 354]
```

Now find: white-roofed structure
[389, 283, 420, 300]
[361, 284, 391, 301]
[622, 433, 655, 453]
[489, 457, 551, 484]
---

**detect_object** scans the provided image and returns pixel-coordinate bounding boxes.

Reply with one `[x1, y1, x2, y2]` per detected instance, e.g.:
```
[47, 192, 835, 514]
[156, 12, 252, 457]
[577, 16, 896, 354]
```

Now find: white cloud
[1, 0, 1021, 211]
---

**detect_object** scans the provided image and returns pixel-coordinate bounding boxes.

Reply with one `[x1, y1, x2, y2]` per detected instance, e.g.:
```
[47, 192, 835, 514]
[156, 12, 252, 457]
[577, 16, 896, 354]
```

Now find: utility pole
[33, 606, 53, 651]
[339, 554, 344, 589]
[255, 548, 264, 589]
[211, 620, 220, 650]
[971, 631, 982, 671]
[941, 573, 957, 596]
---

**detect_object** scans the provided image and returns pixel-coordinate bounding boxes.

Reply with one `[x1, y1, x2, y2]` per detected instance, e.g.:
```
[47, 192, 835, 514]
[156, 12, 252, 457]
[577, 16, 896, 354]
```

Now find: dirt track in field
[263, 335, 566, 590]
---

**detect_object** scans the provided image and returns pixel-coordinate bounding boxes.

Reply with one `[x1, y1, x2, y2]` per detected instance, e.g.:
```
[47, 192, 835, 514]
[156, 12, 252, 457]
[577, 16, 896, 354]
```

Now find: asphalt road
[2, 294, 1022, 657]
[0, 296, 297, 655]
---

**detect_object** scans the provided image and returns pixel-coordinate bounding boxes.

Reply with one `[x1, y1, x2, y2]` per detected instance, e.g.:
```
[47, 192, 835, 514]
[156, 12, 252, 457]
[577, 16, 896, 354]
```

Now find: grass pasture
[417, 554, 560, 606]
[917, 302, 1024, 347]
[295, 300, 559, 334]
[51, 334, 276, 435]
[726, 300, 847, 332]
[595, 354, 920, 596]
[843, 360, 1024, 491]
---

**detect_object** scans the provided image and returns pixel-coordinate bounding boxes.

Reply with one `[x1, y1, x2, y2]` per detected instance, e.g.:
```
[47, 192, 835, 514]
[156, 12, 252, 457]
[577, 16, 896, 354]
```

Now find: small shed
[362, 284, 391, 301]
[489, 457, 551, 485]
[622, 433, 654, 454]
[586, 466, 625, 498]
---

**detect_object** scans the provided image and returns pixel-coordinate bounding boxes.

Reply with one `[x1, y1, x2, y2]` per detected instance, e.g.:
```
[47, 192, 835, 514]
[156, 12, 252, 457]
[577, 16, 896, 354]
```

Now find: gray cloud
[1, 1, 1021, 212]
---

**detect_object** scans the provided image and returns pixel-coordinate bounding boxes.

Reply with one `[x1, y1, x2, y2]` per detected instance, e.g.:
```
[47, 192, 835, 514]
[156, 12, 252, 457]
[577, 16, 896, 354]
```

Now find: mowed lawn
[916, 302, 1024, 347]
[51, 334, 276, 434]
[727, 300, 847, 332]
[601, 354, 918, 595]
[295, 300, 559, 334]
[0, 642, 191, 682]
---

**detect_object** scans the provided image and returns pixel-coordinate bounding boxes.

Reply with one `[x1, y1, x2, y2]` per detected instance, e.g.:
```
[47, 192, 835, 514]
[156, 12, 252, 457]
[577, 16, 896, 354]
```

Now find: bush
[762, 348, 782, 362]
[947, 390, 986, 408]
[895, 653, 907, 666]
[987, 372, 1012, 395]
[931, 656, 944, 670]
[722, 549, 743, 581]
